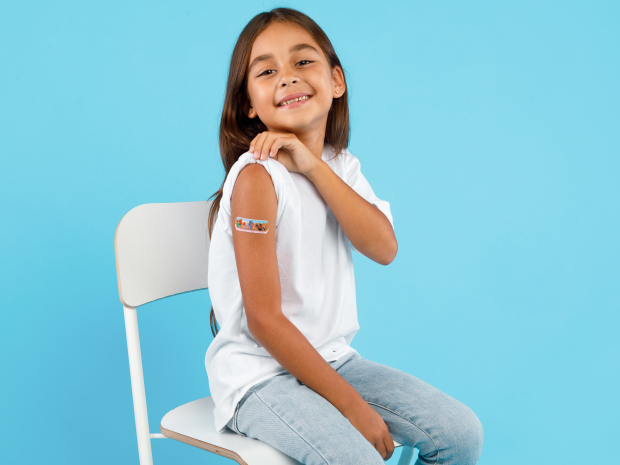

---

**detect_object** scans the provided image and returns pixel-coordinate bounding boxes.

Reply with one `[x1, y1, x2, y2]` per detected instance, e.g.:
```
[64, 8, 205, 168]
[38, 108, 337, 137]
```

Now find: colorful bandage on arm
[235, 217, 269, 234]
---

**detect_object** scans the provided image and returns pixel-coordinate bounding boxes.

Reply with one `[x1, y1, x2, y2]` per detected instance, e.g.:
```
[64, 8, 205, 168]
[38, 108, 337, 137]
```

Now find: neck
[269, 117, 327, 161]
[296, 130, 325, 161]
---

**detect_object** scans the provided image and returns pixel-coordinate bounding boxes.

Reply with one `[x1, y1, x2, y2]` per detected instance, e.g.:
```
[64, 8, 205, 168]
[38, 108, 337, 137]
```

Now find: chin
[267, 119, 309, 133]
[276, 112, 326, 131]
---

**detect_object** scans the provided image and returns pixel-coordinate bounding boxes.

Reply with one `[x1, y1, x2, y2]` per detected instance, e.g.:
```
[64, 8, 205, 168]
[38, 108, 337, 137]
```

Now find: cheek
[250, 84, 272, 109]
[312, 73, 335, 102]
[315, 90, 334, 110]
[256, 92, 272, 109]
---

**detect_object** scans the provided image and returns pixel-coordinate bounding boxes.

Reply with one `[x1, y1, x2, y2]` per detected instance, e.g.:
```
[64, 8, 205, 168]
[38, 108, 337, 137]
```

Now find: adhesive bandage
[235, 217, 269, 234]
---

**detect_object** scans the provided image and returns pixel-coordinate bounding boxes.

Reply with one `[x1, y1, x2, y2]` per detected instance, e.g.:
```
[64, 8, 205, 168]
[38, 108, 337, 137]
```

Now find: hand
[249, 131, 319, 177]
[344, 400, 395, 461]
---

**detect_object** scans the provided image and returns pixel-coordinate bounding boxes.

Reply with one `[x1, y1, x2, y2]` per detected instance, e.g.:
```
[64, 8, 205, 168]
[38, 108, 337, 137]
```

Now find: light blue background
[1, 1, 618, 463]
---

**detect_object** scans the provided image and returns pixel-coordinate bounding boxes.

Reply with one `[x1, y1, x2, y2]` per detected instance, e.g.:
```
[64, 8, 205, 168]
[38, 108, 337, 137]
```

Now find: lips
[277, 92, 313, 107]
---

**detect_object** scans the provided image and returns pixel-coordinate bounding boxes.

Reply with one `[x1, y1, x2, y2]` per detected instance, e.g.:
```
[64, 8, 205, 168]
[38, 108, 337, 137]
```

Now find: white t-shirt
[205, 144, 395, 432]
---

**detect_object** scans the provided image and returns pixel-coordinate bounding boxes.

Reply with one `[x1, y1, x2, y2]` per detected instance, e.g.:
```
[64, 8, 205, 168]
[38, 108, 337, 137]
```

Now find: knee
[448, 405, 484, 465]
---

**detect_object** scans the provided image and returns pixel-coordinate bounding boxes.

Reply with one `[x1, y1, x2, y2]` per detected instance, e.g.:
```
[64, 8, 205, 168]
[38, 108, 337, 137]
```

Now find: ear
[332, 66, 346, 98]
[244, 89, 257, 118]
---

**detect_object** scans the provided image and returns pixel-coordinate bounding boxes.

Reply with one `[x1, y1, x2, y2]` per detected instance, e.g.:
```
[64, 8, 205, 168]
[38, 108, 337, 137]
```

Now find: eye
[258, 60, 313, 77]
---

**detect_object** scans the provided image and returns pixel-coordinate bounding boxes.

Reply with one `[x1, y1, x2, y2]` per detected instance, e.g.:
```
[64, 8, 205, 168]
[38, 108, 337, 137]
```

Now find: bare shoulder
[236, 163, 272, 187]
[231, 163, 277, 215]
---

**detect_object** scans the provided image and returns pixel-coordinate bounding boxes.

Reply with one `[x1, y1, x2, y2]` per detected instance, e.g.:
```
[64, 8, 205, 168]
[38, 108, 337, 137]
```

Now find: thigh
[337, 355, 484, 465]
[233, 372, 384, 465]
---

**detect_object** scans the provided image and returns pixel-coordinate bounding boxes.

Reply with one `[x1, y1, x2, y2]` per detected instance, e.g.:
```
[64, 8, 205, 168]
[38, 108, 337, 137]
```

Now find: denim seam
[366, 401, 440, 465]
[254, 391, 330, 465]
[232, 401, 246, 437]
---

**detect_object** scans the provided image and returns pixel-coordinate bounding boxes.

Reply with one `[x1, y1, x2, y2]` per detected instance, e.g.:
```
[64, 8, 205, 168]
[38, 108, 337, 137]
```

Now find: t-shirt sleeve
[218, 152, 287, 236]
[343, 152, 394, 254]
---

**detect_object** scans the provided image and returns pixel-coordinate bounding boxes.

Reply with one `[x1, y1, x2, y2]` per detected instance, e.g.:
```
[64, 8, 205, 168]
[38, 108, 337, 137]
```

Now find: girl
[205, 8, 483, 465]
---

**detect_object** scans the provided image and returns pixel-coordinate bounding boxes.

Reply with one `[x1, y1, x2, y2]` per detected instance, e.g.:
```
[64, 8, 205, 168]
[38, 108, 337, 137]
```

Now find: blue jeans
[226, 352, 483, 465]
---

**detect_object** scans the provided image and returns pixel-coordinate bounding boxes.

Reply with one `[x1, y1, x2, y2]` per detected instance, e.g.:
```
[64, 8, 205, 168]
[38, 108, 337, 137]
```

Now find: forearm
[306, 161, 397, 265]
[248, 313, 365, 417]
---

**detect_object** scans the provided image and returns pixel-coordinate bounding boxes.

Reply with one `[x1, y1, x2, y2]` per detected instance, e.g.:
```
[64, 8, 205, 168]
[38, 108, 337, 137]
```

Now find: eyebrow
[248, 43, 320, 73]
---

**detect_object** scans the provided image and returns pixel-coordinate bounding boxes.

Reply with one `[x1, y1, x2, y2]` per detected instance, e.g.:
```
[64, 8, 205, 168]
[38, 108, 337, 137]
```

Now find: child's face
[246, 22, 345, 135]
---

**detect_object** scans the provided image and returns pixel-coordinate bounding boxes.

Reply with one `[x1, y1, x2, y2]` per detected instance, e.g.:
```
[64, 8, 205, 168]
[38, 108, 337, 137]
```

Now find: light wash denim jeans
[226, 352, 483, 465]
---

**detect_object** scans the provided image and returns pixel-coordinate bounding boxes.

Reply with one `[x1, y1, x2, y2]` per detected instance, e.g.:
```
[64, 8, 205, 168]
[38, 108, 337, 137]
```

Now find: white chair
[115, 201, 415, 465]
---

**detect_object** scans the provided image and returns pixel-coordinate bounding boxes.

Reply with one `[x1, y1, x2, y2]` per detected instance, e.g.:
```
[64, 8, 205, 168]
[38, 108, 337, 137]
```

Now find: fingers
[374, 435, 394, 461]
[375, 440, 388, 460]
[249, 132, 268, 160]
[251, 132, 271, 161]
[249, 132, 289, 161]
[268, 137, 284, 159]
[383, 432, 395, 461]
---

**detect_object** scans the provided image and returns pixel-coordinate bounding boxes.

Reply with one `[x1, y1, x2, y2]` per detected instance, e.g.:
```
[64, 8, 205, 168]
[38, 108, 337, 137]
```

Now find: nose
[279, 63, 300, 88]
[281, 77, 298, 87]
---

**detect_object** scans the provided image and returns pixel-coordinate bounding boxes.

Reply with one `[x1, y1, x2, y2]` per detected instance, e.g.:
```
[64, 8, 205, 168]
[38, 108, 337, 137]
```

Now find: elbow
[379, 239, 398, 266]
[246, 314, 267, 341]
[246, 311, 283, 341]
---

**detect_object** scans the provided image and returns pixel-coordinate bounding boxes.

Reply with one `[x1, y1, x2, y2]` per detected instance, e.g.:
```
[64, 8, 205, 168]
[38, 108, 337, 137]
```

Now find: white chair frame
[115, 201, 415, 464]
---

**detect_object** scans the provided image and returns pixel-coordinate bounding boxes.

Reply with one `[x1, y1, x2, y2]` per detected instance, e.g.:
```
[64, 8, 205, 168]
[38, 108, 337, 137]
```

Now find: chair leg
[398, 445, 415, 465]
[124, 306, 154, 465]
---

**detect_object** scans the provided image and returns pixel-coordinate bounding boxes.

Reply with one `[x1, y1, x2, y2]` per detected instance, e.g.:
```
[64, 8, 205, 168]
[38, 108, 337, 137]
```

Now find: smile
[278, 95, 312, 108]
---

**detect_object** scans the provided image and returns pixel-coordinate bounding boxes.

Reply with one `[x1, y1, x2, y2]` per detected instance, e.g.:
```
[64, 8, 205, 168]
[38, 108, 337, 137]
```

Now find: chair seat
[160, 396, 404, 465]
[160, 396, 302, 464]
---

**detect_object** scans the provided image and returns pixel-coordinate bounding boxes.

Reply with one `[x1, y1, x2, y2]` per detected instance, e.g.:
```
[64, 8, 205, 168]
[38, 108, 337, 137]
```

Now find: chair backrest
[115, 201, 213, 308]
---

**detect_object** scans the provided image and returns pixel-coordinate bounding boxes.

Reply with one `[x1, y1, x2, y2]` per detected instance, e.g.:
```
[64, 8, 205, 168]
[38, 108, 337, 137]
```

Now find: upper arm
[343, 153, 397, 258]
[344, 154, 395, 230]
[230, 164, 281, 330]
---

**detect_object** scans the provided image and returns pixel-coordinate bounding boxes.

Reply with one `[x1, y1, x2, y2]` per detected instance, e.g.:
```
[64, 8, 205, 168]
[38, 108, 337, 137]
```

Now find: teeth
[280, 95, 310, 106]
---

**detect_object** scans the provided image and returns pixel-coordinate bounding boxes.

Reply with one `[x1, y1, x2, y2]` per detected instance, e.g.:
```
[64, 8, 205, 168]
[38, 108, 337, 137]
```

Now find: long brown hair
[207, 7, 351, 336]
